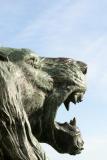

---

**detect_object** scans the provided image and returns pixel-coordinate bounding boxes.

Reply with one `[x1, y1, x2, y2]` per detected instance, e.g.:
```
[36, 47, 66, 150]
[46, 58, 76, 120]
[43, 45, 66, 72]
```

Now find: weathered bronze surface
[0, 47, 87, 160]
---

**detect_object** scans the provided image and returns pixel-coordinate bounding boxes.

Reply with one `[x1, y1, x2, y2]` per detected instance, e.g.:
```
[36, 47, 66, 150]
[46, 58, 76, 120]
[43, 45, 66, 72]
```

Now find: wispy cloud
[12, 0, 89, 50]
[15, 1, 85, 37]
[87, 35, 107, 85]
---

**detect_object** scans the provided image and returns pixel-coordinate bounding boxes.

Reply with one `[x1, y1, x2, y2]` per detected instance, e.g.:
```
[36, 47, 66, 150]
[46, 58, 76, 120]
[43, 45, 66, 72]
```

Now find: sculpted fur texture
[0, 48, 87, 160]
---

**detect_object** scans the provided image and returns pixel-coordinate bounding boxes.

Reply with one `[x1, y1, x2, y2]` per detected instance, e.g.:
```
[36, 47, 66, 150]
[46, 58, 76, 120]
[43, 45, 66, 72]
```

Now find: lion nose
[77, 137, 84, 149]
[77, 61, 87, 74]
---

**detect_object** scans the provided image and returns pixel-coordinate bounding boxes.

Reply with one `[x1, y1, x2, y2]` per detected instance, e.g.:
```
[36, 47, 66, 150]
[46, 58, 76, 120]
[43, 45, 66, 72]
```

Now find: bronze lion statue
[0, 47, 87, 160]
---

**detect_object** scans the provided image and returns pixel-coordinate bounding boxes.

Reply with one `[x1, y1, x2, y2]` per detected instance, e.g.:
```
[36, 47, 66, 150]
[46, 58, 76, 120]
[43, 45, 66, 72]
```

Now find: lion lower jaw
[51, 121, 84, 155]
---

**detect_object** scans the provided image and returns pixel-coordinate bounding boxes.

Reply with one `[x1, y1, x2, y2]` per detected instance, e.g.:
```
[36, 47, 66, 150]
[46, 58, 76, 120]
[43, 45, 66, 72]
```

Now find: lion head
[0, 48, 87, 159]
[24, 52, 87, 155]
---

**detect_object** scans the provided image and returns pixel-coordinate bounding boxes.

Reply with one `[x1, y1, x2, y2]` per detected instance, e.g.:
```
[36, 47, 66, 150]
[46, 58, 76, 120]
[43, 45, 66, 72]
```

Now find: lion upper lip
[64, 92, 85, 111]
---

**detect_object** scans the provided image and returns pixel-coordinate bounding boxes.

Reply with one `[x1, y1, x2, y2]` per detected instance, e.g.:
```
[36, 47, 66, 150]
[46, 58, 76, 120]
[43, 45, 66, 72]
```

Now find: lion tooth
[81, 93, 84, 100]
[64, 101, 70, 111]
[77, 93, 80, 102]
[74, 95, 77, 104]
[80, 93, 84, 102]
[70, 117, 76, 126]
[76, 93, 84, 102]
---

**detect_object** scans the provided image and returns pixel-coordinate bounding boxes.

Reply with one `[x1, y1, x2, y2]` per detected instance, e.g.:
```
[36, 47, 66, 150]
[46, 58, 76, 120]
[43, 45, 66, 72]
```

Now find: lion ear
[70, 117, 76, 126]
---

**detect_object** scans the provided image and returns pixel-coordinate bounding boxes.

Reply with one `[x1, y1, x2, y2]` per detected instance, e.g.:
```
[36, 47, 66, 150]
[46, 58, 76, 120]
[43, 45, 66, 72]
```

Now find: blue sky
[0, 0, 107, 159]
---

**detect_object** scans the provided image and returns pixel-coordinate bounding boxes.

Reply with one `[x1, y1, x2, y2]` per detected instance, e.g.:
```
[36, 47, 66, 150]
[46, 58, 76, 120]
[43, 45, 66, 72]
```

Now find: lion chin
[0, 47, 87, 160]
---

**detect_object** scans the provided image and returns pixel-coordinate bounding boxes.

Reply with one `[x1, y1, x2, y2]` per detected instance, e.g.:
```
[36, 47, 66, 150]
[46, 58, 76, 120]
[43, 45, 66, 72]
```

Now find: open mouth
[54, 90, 85, 155]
